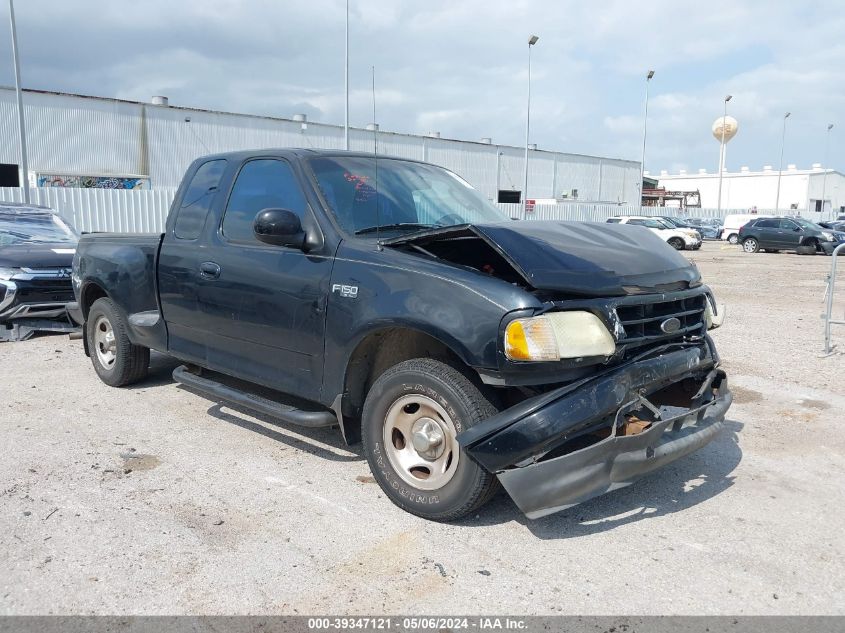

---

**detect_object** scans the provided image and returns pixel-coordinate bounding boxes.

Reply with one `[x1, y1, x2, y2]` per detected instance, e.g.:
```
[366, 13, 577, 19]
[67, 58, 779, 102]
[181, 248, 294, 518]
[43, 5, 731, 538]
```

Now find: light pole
[523, 34, 539, 217]
[775, 111, 791, 211]
[716, 94, 732, 215]
[344, 0, 349, 150]
[821, 123, 834, 218]
[639, 70, 654, 209]
[8, 0, 29, 202]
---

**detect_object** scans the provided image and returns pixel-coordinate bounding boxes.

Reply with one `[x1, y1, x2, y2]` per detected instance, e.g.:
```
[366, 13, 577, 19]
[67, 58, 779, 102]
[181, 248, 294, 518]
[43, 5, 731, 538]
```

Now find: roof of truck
[193, 148, 413, 163]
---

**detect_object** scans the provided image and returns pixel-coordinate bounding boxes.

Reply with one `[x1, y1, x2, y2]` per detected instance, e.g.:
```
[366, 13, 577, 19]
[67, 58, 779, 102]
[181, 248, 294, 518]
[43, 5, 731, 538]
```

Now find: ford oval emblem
[660, 317, 681, 334]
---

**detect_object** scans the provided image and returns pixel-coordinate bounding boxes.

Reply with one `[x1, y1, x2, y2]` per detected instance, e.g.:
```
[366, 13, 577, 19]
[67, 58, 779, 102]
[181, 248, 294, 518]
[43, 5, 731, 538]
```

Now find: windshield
[308, 156, 507, 236]
[0, 212, 78, 247]
[631, 219, 669, 229]
[793, 218, 820, 230]
[653, 219, 675, 229]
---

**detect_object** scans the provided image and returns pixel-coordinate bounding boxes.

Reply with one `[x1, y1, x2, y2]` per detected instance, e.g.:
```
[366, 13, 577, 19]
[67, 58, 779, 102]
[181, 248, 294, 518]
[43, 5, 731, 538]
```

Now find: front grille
[16, 279, 74, 304]
[615, 292, 707, 349]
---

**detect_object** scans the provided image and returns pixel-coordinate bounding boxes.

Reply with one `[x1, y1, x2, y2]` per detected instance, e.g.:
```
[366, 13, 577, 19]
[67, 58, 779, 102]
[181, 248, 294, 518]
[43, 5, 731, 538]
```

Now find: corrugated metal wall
[1, 87, 640, 203]
[0, 187, 176, 233]
[1, 186, 743, 234]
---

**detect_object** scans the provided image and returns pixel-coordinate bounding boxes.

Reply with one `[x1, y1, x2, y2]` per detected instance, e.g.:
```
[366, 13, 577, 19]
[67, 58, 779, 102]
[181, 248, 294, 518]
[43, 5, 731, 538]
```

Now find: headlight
[821, 231, 835, 242]
[0, 267, 21, 281]
[504, 311, 616, 361]
[704, 297, 726, 330]
[0, 280, 16, 311]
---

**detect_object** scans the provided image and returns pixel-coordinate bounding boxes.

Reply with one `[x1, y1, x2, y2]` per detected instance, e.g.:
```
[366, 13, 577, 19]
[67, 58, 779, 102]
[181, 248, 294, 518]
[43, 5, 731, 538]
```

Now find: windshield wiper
[354, 223, 436, 236]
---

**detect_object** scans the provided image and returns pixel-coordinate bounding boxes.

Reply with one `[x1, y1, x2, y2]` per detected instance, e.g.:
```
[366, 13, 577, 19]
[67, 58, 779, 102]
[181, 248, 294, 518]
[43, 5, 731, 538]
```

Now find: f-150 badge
[332, 284, 358, 298]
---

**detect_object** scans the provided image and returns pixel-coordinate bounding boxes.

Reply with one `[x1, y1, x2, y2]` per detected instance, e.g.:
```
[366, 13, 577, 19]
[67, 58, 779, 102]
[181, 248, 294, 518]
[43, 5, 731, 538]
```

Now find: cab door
[778, 218, 803, 249]
[195, 158, 333, 401]
[158, 158, 230, 362]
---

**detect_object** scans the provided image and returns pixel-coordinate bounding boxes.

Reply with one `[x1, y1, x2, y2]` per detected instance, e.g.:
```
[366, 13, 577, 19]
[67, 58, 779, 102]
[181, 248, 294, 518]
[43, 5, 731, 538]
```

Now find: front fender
[320, 241, 538, 406]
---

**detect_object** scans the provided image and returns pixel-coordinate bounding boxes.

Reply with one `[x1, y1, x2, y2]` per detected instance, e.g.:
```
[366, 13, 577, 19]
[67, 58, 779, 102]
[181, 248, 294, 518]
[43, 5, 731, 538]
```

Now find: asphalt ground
[1, 241, 844, 615]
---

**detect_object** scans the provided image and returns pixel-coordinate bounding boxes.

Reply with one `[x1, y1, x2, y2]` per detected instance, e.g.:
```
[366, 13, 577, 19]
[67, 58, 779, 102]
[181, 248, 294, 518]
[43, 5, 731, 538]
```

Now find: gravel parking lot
[2, 241, 844, 615]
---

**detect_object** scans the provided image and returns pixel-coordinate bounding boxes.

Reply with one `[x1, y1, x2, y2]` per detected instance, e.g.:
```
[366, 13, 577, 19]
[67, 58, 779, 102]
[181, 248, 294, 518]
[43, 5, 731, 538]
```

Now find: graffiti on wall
[36, 174, 151, 190]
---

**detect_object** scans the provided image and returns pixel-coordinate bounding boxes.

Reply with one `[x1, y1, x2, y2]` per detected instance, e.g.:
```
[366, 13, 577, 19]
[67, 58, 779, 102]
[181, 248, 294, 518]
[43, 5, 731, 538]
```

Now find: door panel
[778, 219, 802, 248]
[158, 159, 229, 361]
[195, 158, 332, 401]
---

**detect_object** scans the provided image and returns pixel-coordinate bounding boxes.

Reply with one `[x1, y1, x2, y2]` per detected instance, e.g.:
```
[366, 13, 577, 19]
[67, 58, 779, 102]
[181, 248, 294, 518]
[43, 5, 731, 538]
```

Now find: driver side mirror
[793, 226, 802, 232]
[253, 208, 306, 249]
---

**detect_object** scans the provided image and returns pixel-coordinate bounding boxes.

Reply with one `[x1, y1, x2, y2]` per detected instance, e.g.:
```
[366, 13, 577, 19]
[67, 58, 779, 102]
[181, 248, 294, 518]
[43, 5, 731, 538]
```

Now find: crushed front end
[458, 287, 732, 519]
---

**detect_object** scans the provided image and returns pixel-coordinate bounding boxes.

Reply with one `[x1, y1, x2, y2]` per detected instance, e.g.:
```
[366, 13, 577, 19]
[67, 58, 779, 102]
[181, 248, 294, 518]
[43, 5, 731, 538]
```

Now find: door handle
[199, 261, 221, 279]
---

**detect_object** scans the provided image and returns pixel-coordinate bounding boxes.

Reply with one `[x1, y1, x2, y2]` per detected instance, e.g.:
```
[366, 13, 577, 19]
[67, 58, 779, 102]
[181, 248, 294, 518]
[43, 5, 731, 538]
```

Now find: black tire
[742, 237, 759, 253]
[727, 233, 739, 245]
[361, 358, 499, 521]
[667, 237, 685, 250]
[797, 240, 818, 255]
[86, 297, 149, 387]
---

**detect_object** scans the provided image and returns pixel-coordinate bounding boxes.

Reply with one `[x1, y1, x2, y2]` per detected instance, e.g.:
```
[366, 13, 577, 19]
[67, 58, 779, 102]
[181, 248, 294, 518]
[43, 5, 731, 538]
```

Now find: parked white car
[720, 213, 773, 244]
[606, 216, 702, 250]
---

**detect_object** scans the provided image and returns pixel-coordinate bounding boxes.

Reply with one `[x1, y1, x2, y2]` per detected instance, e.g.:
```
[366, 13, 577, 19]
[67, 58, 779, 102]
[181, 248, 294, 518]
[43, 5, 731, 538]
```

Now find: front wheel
[86, 297, 149, 387]
[797, 240, 818, 255]
[727, 233, 739, 245]
[667, 237, 685, 250]
[361, 358, 499, 521]
[742, 237, 759, 253]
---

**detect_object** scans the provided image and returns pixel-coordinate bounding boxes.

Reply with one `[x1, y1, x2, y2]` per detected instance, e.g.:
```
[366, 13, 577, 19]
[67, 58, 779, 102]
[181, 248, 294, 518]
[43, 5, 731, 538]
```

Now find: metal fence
[0, 187, 176, 233]
[1, 186, 773, 234]
[498, 203, 758, 223]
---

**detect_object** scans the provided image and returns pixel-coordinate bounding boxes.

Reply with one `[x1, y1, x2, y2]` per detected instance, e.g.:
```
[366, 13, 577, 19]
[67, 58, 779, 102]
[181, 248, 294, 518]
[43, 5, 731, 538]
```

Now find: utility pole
[639, 70, 654, 210]
[8, 0, 29, 202]
[522, 35, 539, 218]
[775, 112, 791, 211]
[820, 123, 833, 218]
[344, 0, 350, 150]
[716, 95, 732, 215]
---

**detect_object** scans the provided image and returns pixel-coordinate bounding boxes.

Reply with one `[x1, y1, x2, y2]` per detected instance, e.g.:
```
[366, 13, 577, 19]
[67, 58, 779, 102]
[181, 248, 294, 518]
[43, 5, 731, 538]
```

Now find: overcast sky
[1, 0, 842, 174]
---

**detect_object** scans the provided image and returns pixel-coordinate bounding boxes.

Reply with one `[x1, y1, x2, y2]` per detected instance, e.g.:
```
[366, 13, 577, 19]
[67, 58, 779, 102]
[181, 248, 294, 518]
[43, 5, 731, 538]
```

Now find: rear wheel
[667, 237, 685, 250]
[727, 233, 739, 245]
[361, 358, 499, 521]
[87, 298, 149, 387]
[742, 237, 759, 253]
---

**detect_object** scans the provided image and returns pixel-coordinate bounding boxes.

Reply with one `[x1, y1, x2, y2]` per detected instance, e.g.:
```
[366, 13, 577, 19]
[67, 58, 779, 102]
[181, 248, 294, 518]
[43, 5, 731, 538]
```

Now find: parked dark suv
[738, 217, 845, 255]
[1, 203, 79, 340]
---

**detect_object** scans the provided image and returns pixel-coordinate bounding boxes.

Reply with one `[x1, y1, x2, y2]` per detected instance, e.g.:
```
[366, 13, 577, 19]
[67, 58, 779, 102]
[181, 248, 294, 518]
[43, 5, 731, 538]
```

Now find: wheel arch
[333, 325, 478, 443]
[79, 281, 110, 320]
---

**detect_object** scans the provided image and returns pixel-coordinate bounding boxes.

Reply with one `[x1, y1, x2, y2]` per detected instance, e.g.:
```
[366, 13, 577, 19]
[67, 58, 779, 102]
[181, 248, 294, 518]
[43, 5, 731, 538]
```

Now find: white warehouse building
[654, 165, 845, 217]
[0, 86, 640, 205]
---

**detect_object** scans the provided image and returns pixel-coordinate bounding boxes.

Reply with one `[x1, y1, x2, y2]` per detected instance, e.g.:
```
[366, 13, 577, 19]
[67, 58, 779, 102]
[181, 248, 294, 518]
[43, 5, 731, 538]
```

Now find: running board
[172, 365, 337, 428]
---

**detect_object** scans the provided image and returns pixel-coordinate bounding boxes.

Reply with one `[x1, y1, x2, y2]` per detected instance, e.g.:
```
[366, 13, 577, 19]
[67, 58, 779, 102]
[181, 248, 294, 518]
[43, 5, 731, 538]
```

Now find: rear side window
[174, 159, 227, 239]
[755, 218, 778, 228]
[222, 159, 307, 244]
[606, 218, 621, 223]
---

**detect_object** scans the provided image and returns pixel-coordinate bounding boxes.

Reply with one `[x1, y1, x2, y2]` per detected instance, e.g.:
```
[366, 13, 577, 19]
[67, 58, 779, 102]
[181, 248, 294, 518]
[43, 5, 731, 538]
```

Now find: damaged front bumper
[458, 344, 732, 519]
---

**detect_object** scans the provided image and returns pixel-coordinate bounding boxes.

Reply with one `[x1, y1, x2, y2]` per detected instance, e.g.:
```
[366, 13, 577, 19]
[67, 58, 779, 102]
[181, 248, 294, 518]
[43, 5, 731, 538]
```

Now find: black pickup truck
[71, 149, 731, 521]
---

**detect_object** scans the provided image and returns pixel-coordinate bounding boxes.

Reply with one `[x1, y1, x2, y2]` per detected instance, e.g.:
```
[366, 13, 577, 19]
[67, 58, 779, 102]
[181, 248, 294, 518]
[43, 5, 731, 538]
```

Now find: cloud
[0, 0, 841, 174]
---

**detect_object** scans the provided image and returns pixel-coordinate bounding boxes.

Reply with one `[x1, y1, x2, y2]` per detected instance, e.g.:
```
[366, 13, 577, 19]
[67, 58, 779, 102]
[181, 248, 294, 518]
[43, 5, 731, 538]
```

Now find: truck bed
[74, 232, 165, 348]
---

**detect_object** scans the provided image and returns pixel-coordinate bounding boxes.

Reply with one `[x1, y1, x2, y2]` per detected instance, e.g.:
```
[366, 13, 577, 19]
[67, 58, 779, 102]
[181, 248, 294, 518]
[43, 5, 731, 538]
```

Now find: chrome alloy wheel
[93, 314, 117, 369]
[382, 394, 460, 491]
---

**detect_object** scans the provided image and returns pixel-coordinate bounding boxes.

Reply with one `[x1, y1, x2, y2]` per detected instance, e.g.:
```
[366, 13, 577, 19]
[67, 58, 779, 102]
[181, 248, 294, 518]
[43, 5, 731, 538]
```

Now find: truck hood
[0, 243, 77, 269]
[382, 221, 700, 297]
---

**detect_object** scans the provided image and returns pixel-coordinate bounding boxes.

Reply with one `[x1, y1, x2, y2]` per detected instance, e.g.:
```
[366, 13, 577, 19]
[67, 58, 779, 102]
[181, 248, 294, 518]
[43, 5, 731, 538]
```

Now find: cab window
[174, 159, 227, 239]
[222, 159, 307, 244]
